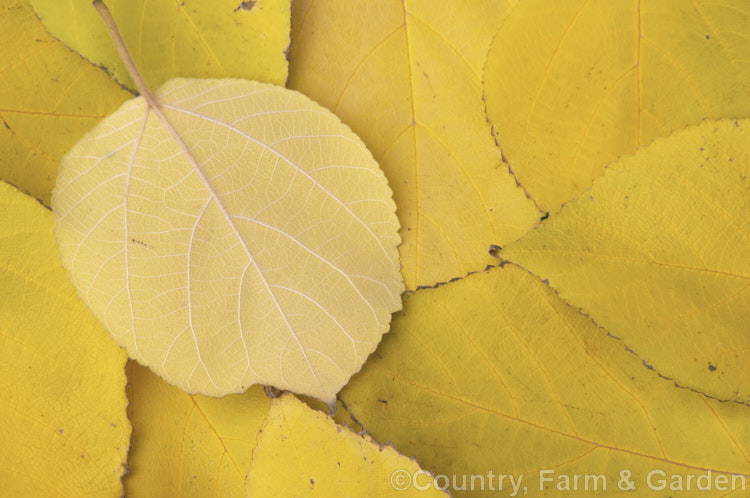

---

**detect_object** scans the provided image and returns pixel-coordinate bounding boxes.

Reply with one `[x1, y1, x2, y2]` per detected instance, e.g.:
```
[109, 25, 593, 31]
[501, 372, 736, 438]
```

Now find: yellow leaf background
[0, 181, 130, 495]
[484, 0, 750, 211]
[1, 0, 749, 496]
[341, 266, 750, 497]
[0, 0, 130, 205]
[246, 393, 447, 497]
[29, 0, 290, 90]
[500, 119, 750, 403]
[289, 0, 541, 289]
[124, 362, 268, 496]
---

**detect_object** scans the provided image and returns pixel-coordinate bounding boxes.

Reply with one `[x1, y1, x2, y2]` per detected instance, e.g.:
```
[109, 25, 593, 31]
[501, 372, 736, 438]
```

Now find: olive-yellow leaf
[0, 0, 130, 205]
[0, 181, 130, 496]
[52, 78, 404, 406]
[246, 393, 447, 497]
[484, 0, 750, 211]
[499, 119, 750, 402]
[125, 362, 269, 497]
[289, 0, 540, 289]
[29, 0, 290, 90]
[341, 266, 750, 497]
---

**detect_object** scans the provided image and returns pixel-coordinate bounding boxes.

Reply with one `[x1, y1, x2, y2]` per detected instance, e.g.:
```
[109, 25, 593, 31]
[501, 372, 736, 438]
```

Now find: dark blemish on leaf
[234, 0, 256, 12]
[310, 478, 315, 486]
[708, 363, 717, 372]
[81, 454, 85, 459]
[131, 238, 150, 248]
[2, 120, 10, 130]
[540, 212, 549, 221]
[57, 428, 64, 434]
[337, 461, 341, 467]
[705, 33, 710, 39]
[488, 245, 502, 259]
[377, 399, 388, 405]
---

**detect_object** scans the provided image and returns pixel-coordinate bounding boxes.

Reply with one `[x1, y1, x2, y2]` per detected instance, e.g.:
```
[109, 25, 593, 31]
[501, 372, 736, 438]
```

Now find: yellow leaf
[499, 119, 750, 402]
[0, 181, 130, 496]
[29, 0, 290, 90]
[289, 0, 541, 289]
[246, 393, 447, 497]
[341, 266, 750, 497]
[125, 362, 268, 497]
[0, 0, 130, 205]
[52, 78, 404, 405]
[484, 0, 750, 211]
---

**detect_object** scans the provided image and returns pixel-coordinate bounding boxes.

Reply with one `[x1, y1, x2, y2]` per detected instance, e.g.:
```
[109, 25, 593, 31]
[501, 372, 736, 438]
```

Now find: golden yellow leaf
[289, 0, 540, 290]
[341, 266, 750, 497]
[0, 181, 130, 496]
[246, 393, 447, 497]
[52, 78, 403, 405]
[125, 362, 268, 497]
[484, 0, 750, 211]
[498, 119, 750, 402]
[29, 0, 290, 90]
[0, 0, 130, 205]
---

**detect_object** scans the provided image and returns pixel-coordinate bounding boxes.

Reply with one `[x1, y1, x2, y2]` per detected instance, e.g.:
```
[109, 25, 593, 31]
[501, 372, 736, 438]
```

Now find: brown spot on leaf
[234, 0, 256, 12]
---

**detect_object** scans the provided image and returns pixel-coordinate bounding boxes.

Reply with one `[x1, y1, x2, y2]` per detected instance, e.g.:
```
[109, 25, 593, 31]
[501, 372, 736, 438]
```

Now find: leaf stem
[93, 0, 159, 109]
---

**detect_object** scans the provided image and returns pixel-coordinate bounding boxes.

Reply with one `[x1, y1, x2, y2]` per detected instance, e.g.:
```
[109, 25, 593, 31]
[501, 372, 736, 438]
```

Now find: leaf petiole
[92, 0, 159, 110]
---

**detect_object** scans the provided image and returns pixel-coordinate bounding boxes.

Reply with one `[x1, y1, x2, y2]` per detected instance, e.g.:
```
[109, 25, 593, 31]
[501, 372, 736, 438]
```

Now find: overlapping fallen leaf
[29, 0, 290, 90]
[247, 393, 447, 497]
[124, 362, 269, 497]
[341, 265, 750, 497]
[0, 0, 130, 205]
[289, 0, 541, 289]
[484, 0, 750, 211]
[499, 119, 750, 402]
[0, 181, 130, 496]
